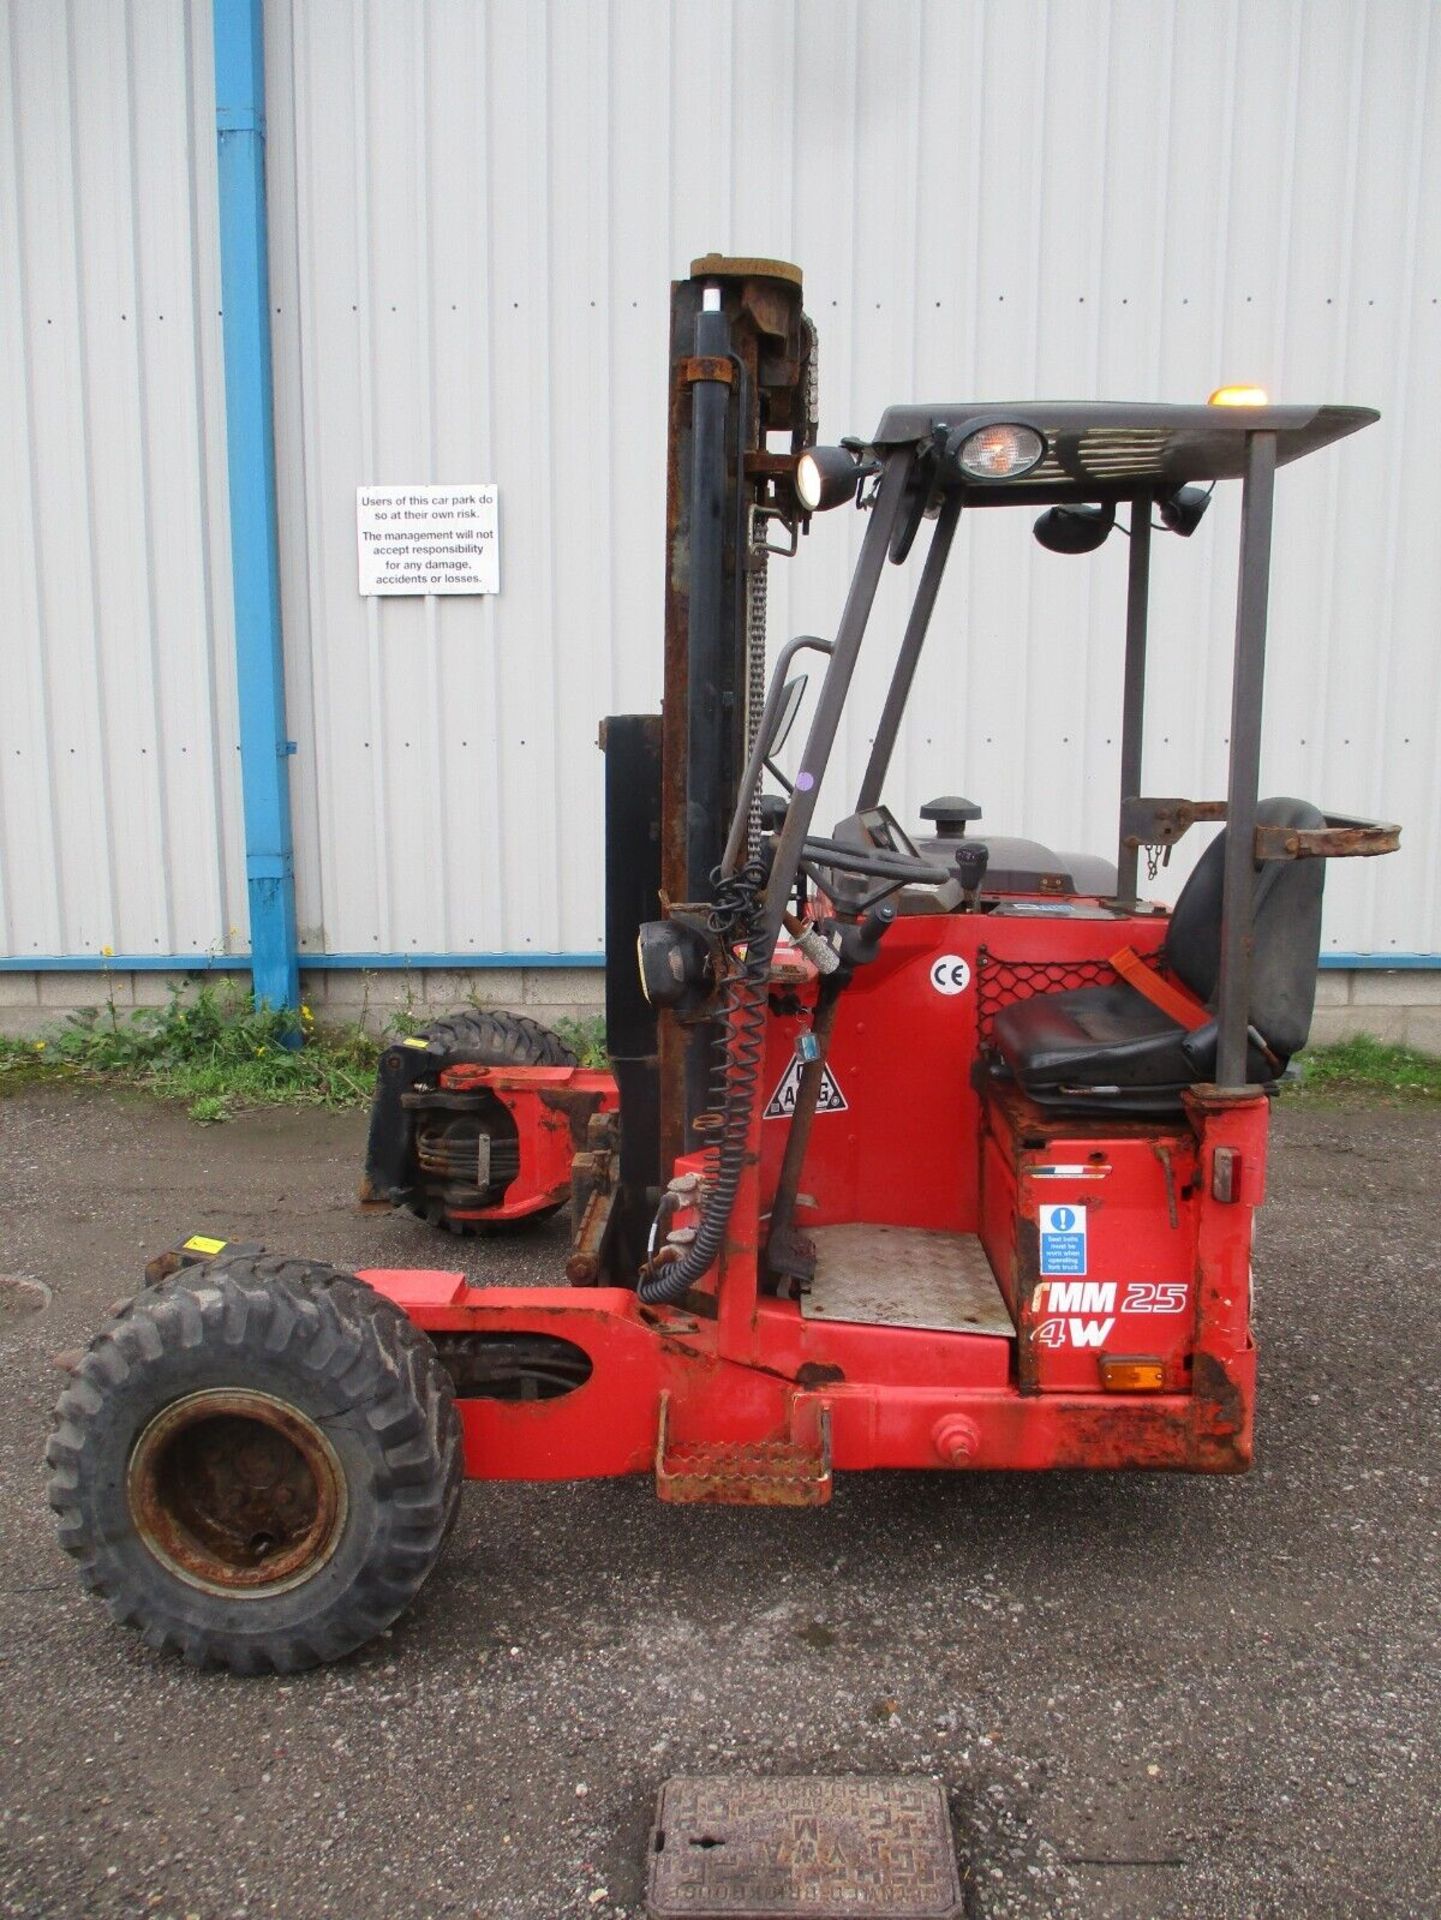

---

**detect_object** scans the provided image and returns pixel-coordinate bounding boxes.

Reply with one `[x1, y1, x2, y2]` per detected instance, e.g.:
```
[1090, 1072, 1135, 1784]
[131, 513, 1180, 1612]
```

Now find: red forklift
[48, 257, 1398, 1673]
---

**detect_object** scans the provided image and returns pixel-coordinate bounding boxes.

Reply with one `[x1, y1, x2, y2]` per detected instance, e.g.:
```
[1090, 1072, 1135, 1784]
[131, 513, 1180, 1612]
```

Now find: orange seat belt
[1109, 945, 1212, 1031]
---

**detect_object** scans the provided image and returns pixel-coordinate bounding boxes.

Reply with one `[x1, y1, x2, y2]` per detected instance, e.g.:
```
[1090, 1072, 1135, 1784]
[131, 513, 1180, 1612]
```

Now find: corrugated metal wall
[6, 0, 1439, 966]
[1, 0, 247, 962]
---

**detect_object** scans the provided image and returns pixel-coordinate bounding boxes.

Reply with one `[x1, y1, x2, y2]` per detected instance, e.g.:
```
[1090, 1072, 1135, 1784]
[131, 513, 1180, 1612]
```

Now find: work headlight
[795, 445, 864, 513]
[952, 421, 1046, 481]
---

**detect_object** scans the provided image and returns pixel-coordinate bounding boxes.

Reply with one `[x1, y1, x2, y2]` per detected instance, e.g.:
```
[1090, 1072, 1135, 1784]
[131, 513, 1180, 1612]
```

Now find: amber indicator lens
[1099, 1355, 1166, 1392]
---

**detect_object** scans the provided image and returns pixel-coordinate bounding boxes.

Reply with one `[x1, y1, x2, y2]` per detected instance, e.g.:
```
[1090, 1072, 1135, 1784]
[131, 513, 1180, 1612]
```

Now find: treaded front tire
[46, 1255, 462, 1674]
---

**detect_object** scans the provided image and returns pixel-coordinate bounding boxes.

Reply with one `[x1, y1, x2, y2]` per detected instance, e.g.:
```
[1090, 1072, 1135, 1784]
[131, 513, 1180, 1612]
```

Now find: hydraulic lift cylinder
[684, 296, 733, 900]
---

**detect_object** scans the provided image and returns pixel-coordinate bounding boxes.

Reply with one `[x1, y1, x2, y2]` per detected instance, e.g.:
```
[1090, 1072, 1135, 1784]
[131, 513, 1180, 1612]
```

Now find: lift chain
[745, 535, 769, 858]
[802, 312, 820, 442]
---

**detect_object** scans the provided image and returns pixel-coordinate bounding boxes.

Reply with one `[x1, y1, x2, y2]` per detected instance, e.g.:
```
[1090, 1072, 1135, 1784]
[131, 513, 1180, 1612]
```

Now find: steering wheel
[798, 834, 950, 887]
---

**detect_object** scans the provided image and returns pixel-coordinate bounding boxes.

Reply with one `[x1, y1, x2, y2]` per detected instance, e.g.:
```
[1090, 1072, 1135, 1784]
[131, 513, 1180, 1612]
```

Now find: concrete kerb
[1307, 1006, 1409, 1048]
[1350, 969, 1441, 1007]
[1313, 971, 1352, 1009]
[303, 966, 594, 1036]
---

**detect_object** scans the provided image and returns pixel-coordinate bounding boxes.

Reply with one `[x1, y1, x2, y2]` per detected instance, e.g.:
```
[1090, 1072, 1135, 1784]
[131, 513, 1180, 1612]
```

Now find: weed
[1291, 1033, 1441, 1100]
[0, 981, 383, 1116]
[552, 1013, 608, 1067]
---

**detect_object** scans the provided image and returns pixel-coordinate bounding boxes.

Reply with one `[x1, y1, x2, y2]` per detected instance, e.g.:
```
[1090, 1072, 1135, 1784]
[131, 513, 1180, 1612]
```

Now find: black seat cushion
[990, 797, 1327, 1108]
[991, 981, 1193, 1090]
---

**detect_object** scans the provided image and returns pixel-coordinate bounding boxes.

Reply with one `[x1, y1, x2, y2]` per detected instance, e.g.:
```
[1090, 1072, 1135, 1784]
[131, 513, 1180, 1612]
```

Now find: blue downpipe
[213, 0, 298, 1013]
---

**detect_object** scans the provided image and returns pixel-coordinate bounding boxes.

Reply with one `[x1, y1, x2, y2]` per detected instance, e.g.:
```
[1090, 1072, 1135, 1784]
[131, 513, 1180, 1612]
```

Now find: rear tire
[405, 1010, 579, 1234]
[418, 1008, 579, 1070]
[47, 1255, 462, 1674]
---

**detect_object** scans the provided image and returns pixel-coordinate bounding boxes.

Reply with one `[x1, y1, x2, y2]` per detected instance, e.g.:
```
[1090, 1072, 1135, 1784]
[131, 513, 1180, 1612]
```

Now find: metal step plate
[801, 1225, 1014, 1337]
[647, 1776, 963, 1919]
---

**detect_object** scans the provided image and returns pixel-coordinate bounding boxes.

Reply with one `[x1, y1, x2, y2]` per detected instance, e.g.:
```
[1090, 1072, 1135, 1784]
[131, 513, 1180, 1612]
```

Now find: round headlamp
[795, 445, 864, 513]
[953, 422, 1046, 481]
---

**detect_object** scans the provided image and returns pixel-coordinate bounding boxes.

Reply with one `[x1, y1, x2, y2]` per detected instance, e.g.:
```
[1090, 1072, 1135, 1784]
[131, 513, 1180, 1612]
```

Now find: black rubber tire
[417, 1008, 579, 1070]
[405, 1009, 579, 1234]
[46, 1255, 462, 1674]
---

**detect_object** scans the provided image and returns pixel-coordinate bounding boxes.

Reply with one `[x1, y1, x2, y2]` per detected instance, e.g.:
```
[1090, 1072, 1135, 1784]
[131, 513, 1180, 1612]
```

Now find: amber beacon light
[1208, 384, 1270, 407]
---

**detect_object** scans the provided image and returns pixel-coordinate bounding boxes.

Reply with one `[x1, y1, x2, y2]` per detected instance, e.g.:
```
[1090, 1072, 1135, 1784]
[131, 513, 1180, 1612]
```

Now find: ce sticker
[929, 955, 971, 996]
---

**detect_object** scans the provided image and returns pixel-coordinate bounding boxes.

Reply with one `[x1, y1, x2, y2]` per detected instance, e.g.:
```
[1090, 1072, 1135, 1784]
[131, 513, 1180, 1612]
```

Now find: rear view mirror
[767, 675, 807, 757]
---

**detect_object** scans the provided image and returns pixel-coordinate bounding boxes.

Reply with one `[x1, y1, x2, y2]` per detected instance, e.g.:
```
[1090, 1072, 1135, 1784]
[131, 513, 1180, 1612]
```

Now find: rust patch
[1191, 1349, 1248, 1441]
[654, 1393, 832, 1506]
[127, 1389, 347, 1595]
[796, 1362, 845, 1388]
[1253, 817, 1400, 861]
[1120, 796, 1227, 850]
[1014, 1215, 1042, 1393]
[680, 353, 735, 385]
[143, 1248, 184, 1288]
[1039, 1378, 1251, 1472]
[744, 449, 800, 481]
[537, 1086, 606, 1149]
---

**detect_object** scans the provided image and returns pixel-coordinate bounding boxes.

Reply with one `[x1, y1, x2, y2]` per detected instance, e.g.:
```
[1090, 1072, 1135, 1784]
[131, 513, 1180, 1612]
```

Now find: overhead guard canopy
[866, 402, 1378, 504]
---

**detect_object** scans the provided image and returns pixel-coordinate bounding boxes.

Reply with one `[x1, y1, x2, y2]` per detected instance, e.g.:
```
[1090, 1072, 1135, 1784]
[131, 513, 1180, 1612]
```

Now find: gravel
[0, 1084, 1437, 1919]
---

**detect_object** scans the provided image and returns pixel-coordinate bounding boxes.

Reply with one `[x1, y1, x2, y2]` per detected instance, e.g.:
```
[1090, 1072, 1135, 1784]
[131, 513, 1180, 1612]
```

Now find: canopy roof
[865, 402, 1377, 503]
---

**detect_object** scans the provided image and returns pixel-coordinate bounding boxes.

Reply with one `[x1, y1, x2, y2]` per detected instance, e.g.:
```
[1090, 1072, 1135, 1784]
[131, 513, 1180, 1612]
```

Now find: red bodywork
[362, 908, 1264, 1493]
[437, 1067, 619, 1224]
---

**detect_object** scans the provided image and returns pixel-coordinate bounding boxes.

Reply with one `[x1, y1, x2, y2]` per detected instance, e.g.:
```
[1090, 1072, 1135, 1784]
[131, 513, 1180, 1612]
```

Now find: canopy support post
[1215, 432, 1278, 1090]
[1115, 498, 1152, 902]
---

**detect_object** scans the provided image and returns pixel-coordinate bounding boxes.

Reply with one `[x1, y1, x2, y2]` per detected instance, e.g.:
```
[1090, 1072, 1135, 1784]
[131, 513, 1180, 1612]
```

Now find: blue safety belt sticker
[1039, 1204, 1087, 1275]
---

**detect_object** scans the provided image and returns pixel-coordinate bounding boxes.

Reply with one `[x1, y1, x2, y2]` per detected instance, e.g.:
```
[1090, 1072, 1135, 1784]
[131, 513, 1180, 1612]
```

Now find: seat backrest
[1163, 796, 1327, 1058]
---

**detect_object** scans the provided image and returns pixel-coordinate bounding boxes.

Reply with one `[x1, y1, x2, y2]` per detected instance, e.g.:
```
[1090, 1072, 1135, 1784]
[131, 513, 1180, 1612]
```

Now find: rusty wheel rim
[127, 1390, 347, 1597]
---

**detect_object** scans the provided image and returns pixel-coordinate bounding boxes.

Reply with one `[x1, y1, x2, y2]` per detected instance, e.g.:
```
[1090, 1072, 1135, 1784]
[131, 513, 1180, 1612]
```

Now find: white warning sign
[357, 485, 499, 595]
[763, 1058, 848, 1120]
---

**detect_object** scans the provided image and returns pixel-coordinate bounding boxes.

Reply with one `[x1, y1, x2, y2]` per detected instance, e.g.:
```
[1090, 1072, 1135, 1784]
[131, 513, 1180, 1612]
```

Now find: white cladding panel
[267, 0, 1440, 962]
[4, 0, 1437, 966]
[0, 0, 246, 962]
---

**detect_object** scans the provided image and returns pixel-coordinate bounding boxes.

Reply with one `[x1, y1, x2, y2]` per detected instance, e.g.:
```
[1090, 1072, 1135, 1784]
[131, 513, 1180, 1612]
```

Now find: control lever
[836, 900, 898, 970]
[952, 840, 990, 910]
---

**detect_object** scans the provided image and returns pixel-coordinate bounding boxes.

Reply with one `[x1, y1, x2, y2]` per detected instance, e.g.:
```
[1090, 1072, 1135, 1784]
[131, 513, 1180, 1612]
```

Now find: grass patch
[0, 985, 612, 1122]
[1291, 1033, 1441, 1100]
[0, 981, 382, 1122]
[552, 1013, 608, 1068]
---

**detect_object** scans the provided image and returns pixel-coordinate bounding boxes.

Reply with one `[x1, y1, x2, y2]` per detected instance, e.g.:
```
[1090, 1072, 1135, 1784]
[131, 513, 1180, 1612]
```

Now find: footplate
[655, 1394, 832, 1507]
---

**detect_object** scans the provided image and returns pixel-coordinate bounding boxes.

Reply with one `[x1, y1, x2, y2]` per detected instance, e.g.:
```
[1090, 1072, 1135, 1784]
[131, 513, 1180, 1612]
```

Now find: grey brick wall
[0, 967, 605, 1040]
[1307, 969, 1441, 1055]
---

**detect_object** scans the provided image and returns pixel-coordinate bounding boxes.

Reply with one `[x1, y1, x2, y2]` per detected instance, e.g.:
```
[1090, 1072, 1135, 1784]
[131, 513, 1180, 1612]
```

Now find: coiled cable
[638, 859, 772, 1306]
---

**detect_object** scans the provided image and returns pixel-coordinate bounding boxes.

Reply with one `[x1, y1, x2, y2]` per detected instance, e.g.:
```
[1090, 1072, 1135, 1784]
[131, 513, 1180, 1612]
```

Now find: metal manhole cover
[647, 1776, 963, 1918]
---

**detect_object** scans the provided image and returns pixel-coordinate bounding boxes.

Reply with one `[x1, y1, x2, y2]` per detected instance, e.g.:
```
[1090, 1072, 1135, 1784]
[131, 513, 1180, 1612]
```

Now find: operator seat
[988, 797, 1327, 1115]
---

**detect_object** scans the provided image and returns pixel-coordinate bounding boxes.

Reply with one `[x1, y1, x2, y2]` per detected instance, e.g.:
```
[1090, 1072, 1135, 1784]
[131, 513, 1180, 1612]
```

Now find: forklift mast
[604, 257, 816, 1223]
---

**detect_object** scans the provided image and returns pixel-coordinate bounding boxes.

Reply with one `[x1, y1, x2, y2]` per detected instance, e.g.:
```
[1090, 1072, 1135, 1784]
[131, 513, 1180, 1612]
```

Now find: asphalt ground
[0, 1084, 1437, 1920]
